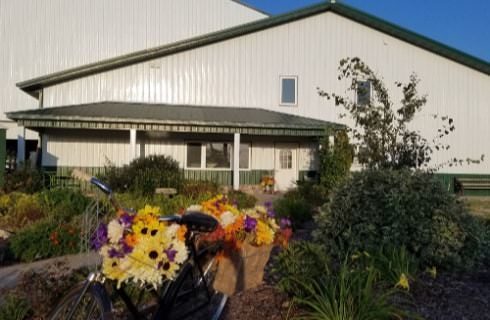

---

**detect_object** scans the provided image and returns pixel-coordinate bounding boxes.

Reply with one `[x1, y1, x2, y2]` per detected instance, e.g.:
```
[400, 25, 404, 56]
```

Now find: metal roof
[17, 2, 490, 97]
[7, 102, 341, 136]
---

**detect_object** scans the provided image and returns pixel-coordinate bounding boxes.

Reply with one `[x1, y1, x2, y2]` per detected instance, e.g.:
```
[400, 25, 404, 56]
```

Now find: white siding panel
[144, 140, 186, 168]
[299, 143, 318, 171]
[0, 0, 266, 126]
[43, 11, 490, 174]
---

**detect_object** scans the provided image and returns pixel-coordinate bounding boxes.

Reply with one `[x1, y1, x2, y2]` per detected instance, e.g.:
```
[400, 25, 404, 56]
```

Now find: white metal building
[7, 2, 490, 192]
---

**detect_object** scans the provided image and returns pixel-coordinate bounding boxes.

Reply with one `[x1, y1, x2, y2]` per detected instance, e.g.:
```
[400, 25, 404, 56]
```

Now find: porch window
[279, 149, 293, 169]
[239, 143, 250, 169]
[206, 143, 231, 169]
[186, 143, 202, 168]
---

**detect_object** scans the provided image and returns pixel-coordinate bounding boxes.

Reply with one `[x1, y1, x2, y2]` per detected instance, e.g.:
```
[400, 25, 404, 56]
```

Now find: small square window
[280, 76, 297, 105]
[279, 150, 293, 169]
[357, 80, 371, 106]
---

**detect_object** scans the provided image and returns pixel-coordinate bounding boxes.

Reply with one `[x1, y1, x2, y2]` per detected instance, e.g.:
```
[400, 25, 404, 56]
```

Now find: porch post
[16, 127, 26, 165]
[129, 129, 137, 162]
[233, 132, 240, 190]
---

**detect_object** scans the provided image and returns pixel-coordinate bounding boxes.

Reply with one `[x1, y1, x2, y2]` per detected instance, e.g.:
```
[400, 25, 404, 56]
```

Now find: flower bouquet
[260, 175, 275, 193]
[91, 205, 188, 289]
[193, 195, 292, 295]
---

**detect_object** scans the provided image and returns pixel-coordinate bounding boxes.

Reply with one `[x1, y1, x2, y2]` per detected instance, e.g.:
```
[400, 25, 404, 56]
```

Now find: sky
[242, 0, 490, 62]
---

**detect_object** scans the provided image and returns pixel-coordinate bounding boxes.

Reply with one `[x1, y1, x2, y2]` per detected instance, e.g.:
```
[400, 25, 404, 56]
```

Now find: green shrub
[274, 192, 313, 228]
[0, 293, 30, 320]
[37, 188, 91, 221]
[272, 241, 330, 299]
[295, 180, 329, 207]
[226, 190, 257, 209]
[294, 258, 404, 320]
[313, 169, 486, 270]
[0, 193, 45, 231]
[2, 163, 44, 194]
[102, 155, 183, 196]
[180, 180, 219, 199]
[9, 219, 79, 262]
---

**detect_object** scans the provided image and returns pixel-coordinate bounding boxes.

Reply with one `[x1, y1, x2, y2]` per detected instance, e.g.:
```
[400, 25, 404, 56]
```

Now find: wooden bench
[454, 178, 490, 194]
[155, 188, 178, 198]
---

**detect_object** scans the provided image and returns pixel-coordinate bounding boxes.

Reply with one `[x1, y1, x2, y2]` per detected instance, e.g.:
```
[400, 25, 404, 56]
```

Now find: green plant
[9, 219, 79, 262]
[2, 162, 45, 194]
[272, 241, 330, 299]
[0, 293, 30, 320]
[0, 193, 45, 231]
[226, 190, 257, 209]
[180, 180, 219, 199]
[37, 188, 91, 221]
[101, 155, 183, 196]
[313, 169, 486, 270]
[274, 192, 313, 228]
[293, 258, 404, 320]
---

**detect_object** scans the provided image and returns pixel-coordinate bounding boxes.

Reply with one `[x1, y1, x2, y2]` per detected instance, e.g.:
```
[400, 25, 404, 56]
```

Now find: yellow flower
[255, 220, 274, 245]
[101, 255, 130, 287]
[395, 273, 410, 290]
[427, 266, 437, 279]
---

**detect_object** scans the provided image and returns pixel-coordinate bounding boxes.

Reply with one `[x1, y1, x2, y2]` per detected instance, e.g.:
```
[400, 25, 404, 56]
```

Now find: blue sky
[242, 0, 490, 62]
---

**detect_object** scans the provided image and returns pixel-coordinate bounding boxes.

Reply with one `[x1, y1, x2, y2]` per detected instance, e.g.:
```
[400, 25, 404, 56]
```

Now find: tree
[318, 57, 483, 170]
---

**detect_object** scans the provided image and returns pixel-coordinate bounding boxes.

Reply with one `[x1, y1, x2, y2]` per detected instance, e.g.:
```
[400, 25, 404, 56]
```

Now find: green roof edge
[17, 2, 490, 96]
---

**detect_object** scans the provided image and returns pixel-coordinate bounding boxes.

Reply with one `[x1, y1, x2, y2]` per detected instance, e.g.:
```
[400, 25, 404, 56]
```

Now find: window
[356, 80, 371, 106]
[239, 143, 250, 169]
[206, 143, 231, 169]
[279, 150, 293, 169]
[186, 143, 201, 168]
[280, 76, 297, 105]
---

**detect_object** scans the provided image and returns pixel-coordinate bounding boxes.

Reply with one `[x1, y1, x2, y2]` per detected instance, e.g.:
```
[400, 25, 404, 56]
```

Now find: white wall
[0, 0, 266, 137]
[43, 11, 490, 174]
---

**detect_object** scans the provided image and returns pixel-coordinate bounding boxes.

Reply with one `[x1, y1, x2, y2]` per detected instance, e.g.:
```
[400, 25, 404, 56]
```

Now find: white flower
[107, 220, 124, 244]
[220, 211, 237, 227]
[165, 224, 180, 239]
[171, 240, 188, 264]
[186, 205, 202, 212]
[0, 229, 11, 239]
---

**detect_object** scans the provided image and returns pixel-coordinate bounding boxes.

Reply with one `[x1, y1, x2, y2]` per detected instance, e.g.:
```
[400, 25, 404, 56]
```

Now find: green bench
[454, 177, 490, 194]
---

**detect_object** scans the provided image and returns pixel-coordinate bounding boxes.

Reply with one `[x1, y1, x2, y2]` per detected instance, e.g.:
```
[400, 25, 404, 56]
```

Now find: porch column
[16, 127, 26, 165]
[129, 129, 137, 162]
[233, 132, 240, 190]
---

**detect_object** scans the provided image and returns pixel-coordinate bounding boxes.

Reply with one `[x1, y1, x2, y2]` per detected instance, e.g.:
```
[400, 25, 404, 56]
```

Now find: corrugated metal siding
[299, 142, 318, 171]
[251, 142, 275, 170]
[0, 0, 266, 129]
[44, 11, 490, 174]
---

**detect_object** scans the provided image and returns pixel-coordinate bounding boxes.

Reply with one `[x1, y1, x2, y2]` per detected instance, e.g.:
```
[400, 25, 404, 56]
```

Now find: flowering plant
[91, 205, 188, 289]
[260, 176, 275, 193]
[195, 195, 292, 251]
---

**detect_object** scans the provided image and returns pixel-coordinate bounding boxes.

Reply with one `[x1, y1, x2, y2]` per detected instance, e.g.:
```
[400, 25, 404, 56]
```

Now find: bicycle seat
[181, 212, 218, 233]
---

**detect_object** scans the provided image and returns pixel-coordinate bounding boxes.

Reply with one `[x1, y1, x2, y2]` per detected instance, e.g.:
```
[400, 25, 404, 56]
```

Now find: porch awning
[7, 102, 342, 136]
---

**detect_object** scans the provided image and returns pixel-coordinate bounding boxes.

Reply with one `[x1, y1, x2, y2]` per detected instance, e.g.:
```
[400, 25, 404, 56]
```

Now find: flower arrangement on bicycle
[91, 205, 188, 289]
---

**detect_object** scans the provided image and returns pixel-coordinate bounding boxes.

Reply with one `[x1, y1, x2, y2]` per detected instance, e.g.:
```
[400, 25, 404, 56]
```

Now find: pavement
[0, 251, 100, 291]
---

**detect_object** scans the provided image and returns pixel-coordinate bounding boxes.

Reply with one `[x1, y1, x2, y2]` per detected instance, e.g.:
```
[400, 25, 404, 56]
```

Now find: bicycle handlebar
[72, 169, 113, 195]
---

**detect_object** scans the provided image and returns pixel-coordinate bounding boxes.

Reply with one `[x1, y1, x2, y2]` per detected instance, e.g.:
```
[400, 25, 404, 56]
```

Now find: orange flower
[124, 233, 139, 247]
[177, 225, 188, 242]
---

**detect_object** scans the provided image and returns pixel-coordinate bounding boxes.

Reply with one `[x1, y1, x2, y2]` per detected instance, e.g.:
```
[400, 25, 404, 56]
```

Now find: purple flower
[244, 215, 257, 232]
[165, 248, 178, 262]
[120, 241, 134, 255]
[119, 212, 134, 227]
[267, 209, 276, 218]
[264, 201, 272, 208]
[108, 247, 124, 258]
[90, 223, 108, 250]
[280, 218, 292, 229]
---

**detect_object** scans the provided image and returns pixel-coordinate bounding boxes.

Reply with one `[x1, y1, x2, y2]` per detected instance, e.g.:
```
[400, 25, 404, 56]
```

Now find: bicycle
[48, 171, 228, 320]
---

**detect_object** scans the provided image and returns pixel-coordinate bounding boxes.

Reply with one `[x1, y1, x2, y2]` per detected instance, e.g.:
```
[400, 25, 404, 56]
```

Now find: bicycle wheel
[48, 282, 113, 320]
[155, 246, 227, 320]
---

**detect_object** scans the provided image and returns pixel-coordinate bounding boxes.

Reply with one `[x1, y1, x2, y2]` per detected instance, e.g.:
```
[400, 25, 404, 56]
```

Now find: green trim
[14, 119, 328, 137]
[434, 173, 490, 196]
[18, 2, 489, 96]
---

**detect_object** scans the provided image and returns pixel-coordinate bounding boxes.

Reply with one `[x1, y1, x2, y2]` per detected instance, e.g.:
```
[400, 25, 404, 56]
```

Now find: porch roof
[7, 101, 342, 136]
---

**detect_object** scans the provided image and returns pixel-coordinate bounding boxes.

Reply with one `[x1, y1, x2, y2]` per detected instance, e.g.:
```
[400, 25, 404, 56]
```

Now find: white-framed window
[185, 142, 250, 170]
[280, 76, 298, 106]
[356, 80, 371, 106]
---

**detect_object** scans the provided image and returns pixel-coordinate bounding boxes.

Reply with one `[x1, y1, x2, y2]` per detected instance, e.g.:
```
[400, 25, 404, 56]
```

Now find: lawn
[463, 196, 490, 221]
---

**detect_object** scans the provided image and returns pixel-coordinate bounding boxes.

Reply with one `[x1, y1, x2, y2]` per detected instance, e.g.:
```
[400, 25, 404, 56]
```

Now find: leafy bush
[102, 155, 183, 196]
[294, 258, 404, 320]
[313, 169, 487, 269]
[9, 219, 79, 262]
[37, 188, 91, 221]
[180, 180, 219, 199]
[226, 190, 257, 209]
[0, 293, 30, 320]
[0, 193, 44, 231]
[2, 163, 44, 194]
[274, 192, 313, 228]
[295, 180, 329, 207]
[272, 241, 330, 299]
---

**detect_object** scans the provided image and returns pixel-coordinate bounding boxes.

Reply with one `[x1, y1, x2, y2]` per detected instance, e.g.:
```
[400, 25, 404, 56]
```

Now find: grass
[463, 196, 490, 221]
